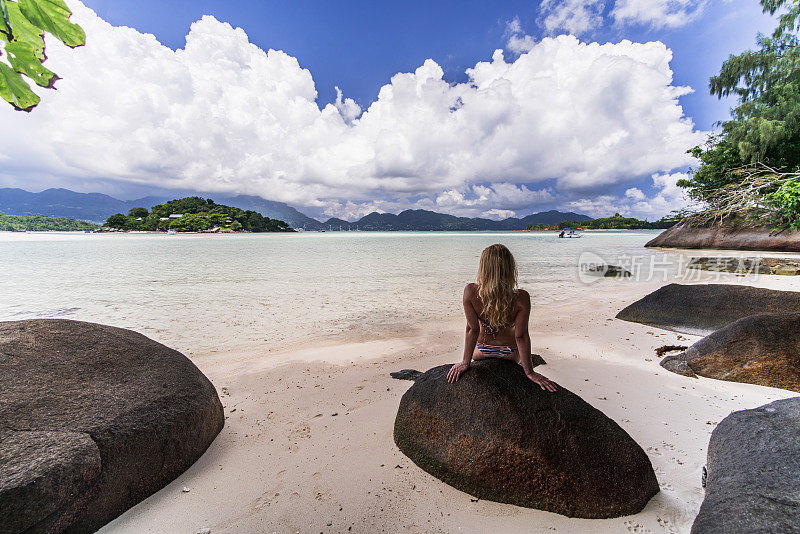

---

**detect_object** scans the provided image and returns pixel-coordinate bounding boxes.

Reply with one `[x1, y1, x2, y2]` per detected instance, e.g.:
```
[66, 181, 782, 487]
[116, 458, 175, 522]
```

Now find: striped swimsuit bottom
[477, 343, 517, 357]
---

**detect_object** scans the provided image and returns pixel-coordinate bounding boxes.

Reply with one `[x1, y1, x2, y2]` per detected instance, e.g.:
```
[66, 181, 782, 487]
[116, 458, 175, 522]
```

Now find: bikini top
[479, 318, 513, 340]
[476, 289, 517, 338]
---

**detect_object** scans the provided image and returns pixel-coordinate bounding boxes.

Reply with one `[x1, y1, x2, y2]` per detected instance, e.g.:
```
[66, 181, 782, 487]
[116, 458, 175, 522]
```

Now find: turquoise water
[0, 230, 671, 355]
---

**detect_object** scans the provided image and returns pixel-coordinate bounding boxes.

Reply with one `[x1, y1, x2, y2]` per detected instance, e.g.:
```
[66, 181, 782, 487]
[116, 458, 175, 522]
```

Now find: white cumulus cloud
[539, 0, 606, 36]
[505, 17, 537, 53]
[536, 0, 708, 35]
[564, 172, 694, 219]
[322, 200, 391, 221]
[0, 1, 703, 221]
[625, 187, 646, 200]
[483, 208, 518, 220]
[611, 0, 708, 29]
[433, 183, 555, 218]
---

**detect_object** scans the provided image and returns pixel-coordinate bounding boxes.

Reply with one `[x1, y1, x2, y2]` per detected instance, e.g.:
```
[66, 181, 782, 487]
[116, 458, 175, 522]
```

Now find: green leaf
[18, 0, 84, 48]
[0, 0, 85, 111]
[5, 39, 56, 86]
[5, 1, 45, 56]
[0, 1, 11, 40]
[0, 60, 39, 111]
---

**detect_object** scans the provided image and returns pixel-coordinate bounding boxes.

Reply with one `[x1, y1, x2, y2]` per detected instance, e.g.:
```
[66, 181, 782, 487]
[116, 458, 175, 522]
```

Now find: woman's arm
[447, 284, 480, 383]
[514, 290, 557, 392]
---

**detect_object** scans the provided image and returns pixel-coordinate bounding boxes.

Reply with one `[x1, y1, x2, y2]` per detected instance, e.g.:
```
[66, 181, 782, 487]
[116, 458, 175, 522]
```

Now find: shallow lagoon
[1, 230, 671, 354]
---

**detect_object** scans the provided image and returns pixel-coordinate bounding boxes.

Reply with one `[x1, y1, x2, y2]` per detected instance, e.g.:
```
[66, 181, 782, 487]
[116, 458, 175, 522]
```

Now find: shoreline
[0, 228, 666, 234]
[100, 276, 796, 534]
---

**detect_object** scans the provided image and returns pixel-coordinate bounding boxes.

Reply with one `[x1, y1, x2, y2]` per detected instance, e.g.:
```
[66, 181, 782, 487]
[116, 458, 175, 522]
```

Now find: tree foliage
[767, 172, 800, 228]
[104, 213, 127, 228]
[680, 0, 800, 228]
[127, 206, 149, 218]
[104, 197, 295, 233]
[525, 213, 680, 231]
[708, 0, 800, 169]
[0, 0, 85, 111]
[683, 162, 799, 224]
[0, 213, 98, 231]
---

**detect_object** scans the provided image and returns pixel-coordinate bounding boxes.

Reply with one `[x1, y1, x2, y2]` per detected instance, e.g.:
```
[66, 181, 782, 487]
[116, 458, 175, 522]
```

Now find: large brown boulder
[616, 283, 800, 335]
[646, 218, 800, 252]
[0, 319, 224, 533]
[393, 358, 659, 518]
[661, 313, 800, 393]
[692, 397, 800, 533]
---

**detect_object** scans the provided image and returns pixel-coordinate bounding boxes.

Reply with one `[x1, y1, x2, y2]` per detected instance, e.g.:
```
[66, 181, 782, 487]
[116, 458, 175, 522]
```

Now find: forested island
[0, 214, 99, 232]
[525, 213, 680, 231]
[103, 197, 294, 232]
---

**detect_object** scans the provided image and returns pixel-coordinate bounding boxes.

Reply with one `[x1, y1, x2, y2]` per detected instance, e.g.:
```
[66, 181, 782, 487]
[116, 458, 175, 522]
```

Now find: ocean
[1, 230, 677, 355]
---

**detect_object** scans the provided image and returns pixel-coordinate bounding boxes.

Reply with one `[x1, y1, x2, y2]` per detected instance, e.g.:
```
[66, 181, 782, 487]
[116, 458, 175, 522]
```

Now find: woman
[446, 244, 557, 392]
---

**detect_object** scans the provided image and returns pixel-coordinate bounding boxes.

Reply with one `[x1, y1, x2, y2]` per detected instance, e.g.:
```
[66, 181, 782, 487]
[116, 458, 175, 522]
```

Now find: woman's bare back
[464, 282, 527, 348]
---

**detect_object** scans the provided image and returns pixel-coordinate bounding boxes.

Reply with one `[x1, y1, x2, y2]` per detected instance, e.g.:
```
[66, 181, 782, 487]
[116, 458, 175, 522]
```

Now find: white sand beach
[100, 271, 798, 534]
[5, 0, 800, 530]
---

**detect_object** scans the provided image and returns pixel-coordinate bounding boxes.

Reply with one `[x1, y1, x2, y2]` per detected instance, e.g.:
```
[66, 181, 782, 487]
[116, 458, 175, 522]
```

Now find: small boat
[167, 230, 177, 235]
[558, 228, 582, 238]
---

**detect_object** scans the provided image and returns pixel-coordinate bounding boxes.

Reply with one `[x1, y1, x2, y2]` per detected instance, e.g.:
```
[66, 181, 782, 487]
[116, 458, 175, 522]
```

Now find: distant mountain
[523, 210, 593, 225]
[0, 188, 130, 222]
[0, 188, 592, 231]
[0, 188, 319, 228]
[318, 209, 592, 231]
[321, 217, 350, 230]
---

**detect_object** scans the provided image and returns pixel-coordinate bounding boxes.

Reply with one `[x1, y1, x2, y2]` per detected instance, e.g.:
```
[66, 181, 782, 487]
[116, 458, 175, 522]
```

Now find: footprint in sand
[289, 423, 311, 440]
[657, 517, 678, 533]
[624, 520, 653, 533]
[249, 492, 280, 513]
[287, 423, 311, 451]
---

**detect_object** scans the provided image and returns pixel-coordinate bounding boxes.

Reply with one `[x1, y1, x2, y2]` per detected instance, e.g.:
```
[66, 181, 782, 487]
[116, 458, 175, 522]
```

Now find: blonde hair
[476, 244, 518, 329]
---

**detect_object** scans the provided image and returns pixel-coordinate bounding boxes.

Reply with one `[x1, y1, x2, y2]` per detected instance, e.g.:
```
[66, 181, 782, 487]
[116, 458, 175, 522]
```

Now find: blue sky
[0, 0, 784, 220]
[82, 0, 773, 130]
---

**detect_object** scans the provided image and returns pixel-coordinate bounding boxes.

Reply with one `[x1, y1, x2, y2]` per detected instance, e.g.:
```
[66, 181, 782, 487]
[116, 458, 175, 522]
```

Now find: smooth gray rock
[0, 319, 224, 533]
[616, 283, 800, 335]
[660, 353, 696, 377]
[390, 369, 423, 381]
[693, 397, 800, 533]
[590, 264, 632, 277]
[661, 313, 800, 392]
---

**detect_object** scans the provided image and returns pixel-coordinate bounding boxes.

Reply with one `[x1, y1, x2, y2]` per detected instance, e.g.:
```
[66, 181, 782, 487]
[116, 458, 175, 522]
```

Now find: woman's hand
[447, 362, 470, 383]
[527, 371, 557, 392]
